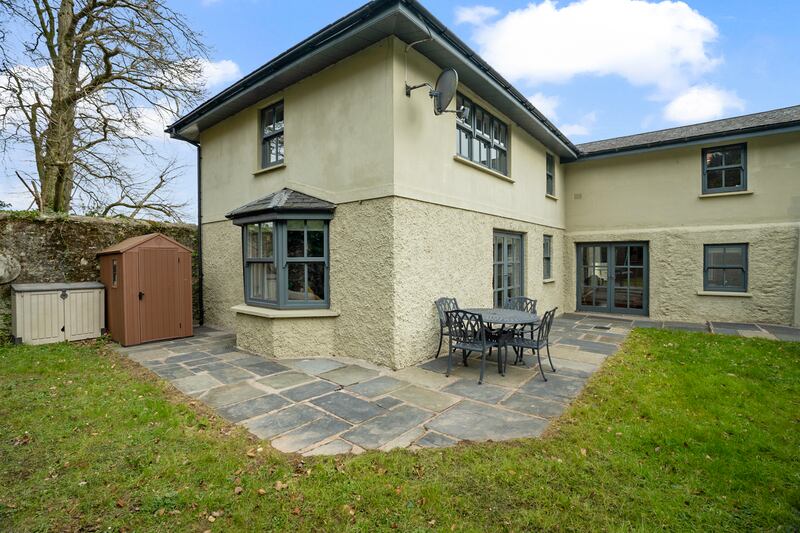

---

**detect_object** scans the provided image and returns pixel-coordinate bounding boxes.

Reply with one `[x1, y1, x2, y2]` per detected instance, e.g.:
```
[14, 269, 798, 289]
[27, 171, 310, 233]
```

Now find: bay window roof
[226, 188, 336, 225]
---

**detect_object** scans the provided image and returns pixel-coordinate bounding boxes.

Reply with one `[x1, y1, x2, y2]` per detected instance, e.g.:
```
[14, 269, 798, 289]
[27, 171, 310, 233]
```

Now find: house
[167, 0, 800, 369]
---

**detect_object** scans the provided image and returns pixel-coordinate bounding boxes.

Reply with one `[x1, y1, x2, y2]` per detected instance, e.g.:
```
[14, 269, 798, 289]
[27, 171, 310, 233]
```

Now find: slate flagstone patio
[114, 314, 800, 455]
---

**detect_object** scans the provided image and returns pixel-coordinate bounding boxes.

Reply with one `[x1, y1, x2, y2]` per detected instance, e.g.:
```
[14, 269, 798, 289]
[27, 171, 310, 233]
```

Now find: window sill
[696, 290, 752, 298]
[543, 278, 556, 284]
[253, 163, 286, 176]
[231, 304, 339, 319]
[698, 190, 753, 199]
[453, 155, 514, 183]
[545, 194, 558, 201]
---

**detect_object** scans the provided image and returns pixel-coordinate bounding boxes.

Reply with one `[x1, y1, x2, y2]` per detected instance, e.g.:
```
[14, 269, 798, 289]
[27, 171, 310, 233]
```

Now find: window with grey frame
[704, 243, 747, 292]
[456, 93, 509, 175]
[243, 219, 329, 308]
[702, 143, 746, 193]
[260, 101, 284, 168]
[493, 232, 523, 307]
[546, 153, 555, 196]
[543, 235, 553, 280]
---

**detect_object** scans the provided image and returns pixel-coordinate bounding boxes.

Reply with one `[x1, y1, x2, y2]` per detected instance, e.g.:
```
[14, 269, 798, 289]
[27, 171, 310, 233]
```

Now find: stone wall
[0, 211, 199, 340]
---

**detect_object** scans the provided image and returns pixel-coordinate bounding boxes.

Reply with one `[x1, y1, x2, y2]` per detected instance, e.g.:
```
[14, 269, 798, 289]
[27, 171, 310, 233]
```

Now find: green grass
[1, 330, 798, 532]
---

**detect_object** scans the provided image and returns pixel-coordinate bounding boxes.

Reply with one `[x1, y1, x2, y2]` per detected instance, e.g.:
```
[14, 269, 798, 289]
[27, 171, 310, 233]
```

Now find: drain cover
[593, 325, 611, 330]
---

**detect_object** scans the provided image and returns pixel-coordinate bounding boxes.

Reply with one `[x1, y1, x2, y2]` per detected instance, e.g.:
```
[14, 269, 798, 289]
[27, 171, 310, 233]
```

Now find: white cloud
[528, 92, 560, 120]
[461, 0, 720, 95]
[559, 111, 597, 137]
[200, 59, 241, 89]
[663, 85, 744, 123]
[455, 5, 499, 25]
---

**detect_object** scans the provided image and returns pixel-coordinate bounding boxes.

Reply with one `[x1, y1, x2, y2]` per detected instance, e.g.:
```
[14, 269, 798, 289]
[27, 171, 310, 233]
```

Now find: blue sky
[3, 0, 799, 217]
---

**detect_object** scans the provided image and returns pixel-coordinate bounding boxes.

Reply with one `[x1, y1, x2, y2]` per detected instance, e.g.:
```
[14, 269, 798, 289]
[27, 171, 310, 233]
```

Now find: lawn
[1, 330, 798, 532]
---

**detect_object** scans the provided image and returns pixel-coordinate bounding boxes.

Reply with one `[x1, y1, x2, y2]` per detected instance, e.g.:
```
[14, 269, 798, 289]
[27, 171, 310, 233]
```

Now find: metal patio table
[462, 308, 540, 373]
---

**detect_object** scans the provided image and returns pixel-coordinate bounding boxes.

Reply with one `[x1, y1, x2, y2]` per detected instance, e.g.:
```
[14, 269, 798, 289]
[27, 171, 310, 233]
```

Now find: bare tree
[0, 0, 207, 218]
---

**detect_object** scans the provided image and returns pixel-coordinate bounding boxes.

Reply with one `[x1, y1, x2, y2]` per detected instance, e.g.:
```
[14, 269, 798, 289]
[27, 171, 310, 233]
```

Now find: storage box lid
[11, 282, 105, 292]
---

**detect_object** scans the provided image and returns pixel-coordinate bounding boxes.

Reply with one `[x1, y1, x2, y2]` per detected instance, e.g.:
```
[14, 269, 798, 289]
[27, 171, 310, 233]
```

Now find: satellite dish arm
[405, 81, 433, 97]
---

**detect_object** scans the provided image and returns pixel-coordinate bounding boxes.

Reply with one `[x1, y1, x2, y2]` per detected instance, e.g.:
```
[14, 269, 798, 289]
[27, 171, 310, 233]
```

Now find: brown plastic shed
[97, 233, 193, 346]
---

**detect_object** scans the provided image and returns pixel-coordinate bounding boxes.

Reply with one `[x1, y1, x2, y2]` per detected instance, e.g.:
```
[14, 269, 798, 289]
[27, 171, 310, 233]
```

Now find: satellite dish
[433, 68, 458, 115]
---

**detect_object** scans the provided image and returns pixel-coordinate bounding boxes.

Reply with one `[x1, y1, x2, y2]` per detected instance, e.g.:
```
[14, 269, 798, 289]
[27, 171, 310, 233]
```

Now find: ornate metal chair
[445, 309, 502, 385]
[505, 296, 537, 314]
[434, 297, 459, 357]
[506, 307, 557, 381]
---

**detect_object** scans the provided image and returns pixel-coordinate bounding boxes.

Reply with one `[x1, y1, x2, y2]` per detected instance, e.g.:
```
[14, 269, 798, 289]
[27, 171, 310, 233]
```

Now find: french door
[493, 232, 523, 307]
[577, 242, 648, 315]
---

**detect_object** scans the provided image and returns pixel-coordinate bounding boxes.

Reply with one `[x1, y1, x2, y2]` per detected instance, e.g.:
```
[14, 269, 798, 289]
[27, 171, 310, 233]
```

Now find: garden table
[462, 308, 540, 373]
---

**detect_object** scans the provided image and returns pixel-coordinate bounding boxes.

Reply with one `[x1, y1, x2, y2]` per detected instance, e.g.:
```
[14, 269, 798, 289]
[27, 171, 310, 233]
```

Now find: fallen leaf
[580, 448, 587, 456]
[257, 488, 267, 495]
[275, 480, 288, 491]
[115, 499, 126, 508]
[207, 515, 216, 523]
[234, 486, 243, 495]
[246, 449, 257, 458]
[291, 507, 301, 516]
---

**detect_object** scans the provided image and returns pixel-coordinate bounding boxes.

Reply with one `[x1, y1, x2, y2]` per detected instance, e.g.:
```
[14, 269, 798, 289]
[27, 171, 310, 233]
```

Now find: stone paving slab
[257, 371, 315, 390]
[501, 392, 567, 418]
[171, 373, 224, 394]
[342, 405, 432, 450]
[519, 374, 587, 401]
[415, 431, 458, 448]
[284, 358, 346, 375]
[317, 365, 380, 386]
[441, 379, 509, 404]
[282, 380, 341, 402]
[271, 416, 352, 453]
[243, 404, 324, 440]
[199, 382, 268, 408]
[426, 401, 548, 441]
[348, 376, 406, 398]
[216, 394, 292, 423]
[390, 385, 459, 412]
[304, 439, 354, 456]
[309, 392, 386, 424]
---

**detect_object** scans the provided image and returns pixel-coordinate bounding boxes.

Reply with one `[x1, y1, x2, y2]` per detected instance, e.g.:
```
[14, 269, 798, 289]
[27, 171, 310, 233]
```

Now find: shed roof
[577, 105, 800, 158]
[96, 233, 192, 256]
[226, 188, 336, 220]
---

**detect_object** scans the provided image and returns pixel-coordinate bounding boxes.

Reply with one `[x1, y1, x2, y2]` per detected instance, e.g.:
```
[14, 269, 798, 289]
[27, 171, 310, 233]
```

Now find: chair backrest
[505, 296, 537, 314]
[536, 307, 558, 344]
[445, 309, 485, 345]
[435, 297, 459, 326]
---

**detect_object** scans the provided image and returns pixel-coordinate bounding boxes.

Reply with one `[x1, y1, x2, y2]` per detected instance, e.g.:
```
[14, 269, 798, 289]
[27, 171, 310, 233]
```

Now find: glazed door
[577, 242, 648, 315]
[493, 232, 523, 307]
[138, 248, 180, 342]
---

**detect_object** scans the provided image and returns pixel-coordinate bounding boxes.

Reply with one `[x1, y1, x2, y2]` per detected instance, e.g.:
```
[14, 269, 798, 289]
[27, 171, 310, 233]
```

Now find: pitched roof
[166, 0, 578, 158]
[96, 233, 192, 256]
[225, 188, 336, 220]
[577, 105, 800, 157]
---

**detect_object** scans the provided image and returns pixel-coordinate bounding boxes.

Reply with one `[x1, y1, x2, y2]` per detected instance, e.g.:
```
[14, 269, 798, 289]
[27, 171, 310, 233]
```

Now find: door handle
[138, 291, 144, 300]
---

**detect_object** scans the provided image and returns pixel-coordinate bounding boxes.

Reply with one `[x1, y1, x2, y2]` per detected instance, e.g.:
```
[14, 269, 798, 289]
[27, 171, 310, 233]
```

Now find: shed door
[20, 291, 65, 345]
[64, 289, 103, 341]
[138, 248, 181, 343]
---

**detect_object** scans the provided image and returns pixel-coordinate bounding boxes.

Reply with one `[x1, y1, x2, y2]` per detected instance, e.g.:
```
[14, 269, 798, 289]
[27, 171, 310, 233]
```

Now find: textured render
[392, 196, 567, 369]
[236, 313, 335, 358]
[201, 220, 243, 331]
[564, 223, 799, 324]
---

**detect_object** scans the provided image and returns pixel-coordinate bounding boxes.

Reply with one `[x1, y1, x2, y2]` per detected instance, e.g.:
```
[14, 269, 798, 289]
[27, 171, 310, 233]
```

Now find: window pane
[498, 150, 507, 174]
[595, 267, 608, 286]
[262, 107, 274, 135]
[721, 147, 741, 166]
[581, 288, 594, 306]
[457, 128, 470, 158]
[307, 227, 324, 257]
[706, 268, 724, 289]
[724, 245, 744, 266]
[287, 221, 304, 257]
[546, 174, 554, 195]
[287, 263, 305, 300]
[724, 268, 744, 289]
[706, 150, 723, 168]
[307, 263, 325, 301]
[615, 267, 629, 287]
[490, 147, 499, 170]
[276, 134, 284, 162]
[724, 167, 742, 188]
[630, 246, 644, 266]
[259, 222, 273, 258]
[706, 246, 725, 267]
[706, 169, 723, 189]
[594, 287, 608, 306]
[543, 258, 551, 279]
[614, 288, 628, 308]
[247, 224, 260, 257]
[630, 268, 644, 287]
[616, 246, 629, 266]
[479, 141, 489, 166]
[274, 103, 284, 130]
[629, 289, 644, 309]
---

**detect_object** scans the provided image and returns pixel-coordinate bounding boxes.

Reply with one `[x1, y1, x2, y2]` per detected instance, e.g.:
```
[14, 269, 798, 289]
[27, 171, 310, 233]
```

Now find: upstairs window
[543, 235, 553, 280]
[704, 244, 748, 292]
[261, 101, 284, 168]
[702, 144, 746, 194]
[456, 93, 509, 175]
[546, 153, 555, 196]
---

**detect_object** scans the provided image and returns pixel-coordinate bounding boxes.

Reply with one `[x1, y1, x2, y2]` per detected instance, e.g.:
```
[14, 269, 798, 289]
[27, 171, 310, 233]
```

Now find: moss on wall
[0, 212, 199, 341]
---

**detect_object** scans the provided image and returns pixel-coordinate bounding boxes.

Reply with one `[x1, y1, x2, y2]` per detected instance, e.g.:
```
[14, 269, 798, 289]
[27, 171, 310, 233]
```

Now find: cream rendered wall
[564, 132, 800, 324]
[387, 38, 570, 365]
[199, 38, 396, 224]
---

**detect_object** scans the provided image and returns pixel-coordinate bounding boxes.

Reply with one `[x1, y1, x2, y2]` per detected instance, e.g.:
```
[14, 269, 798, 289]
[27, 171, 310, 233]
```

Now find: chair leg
[479, 350, 486, 385]
[435, 328, 443, 358]
[446, 343, 453, 377]
[546, 342, 556, 372]
[462, 348, 469, 367]
[536, 347, 547, 382]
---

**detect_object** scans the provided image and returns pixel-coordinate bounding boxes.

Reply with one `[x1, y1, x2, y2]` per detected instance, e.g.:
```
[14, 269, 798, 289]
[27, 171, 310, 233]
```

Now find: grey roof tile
[578, 105, 800, 156]
[226, 188, 335, 219]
